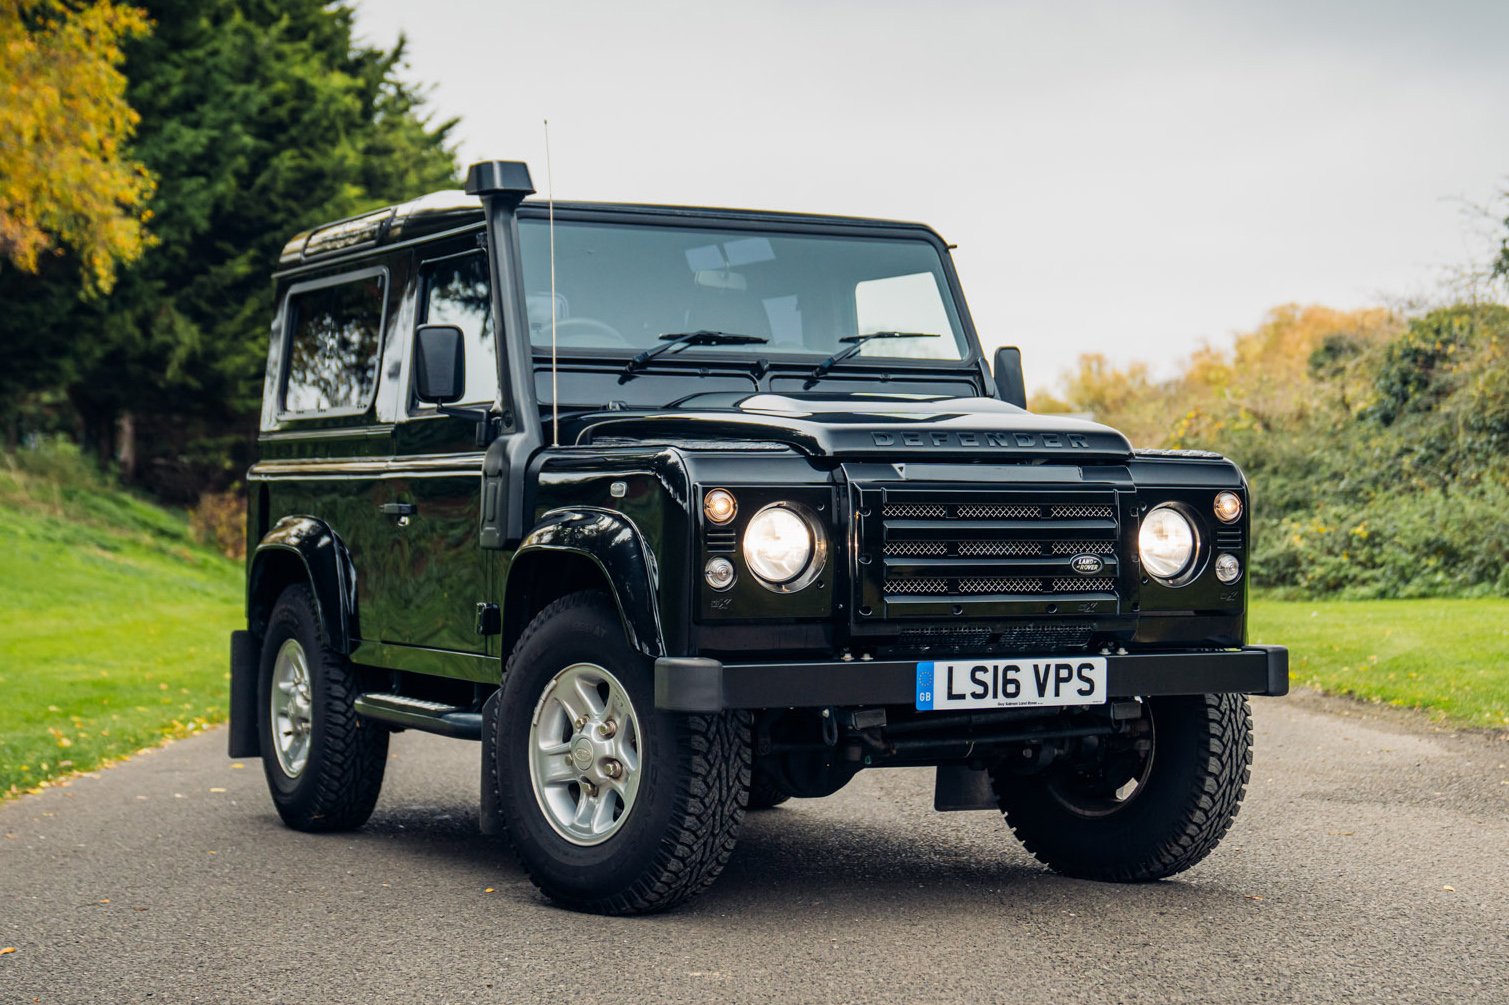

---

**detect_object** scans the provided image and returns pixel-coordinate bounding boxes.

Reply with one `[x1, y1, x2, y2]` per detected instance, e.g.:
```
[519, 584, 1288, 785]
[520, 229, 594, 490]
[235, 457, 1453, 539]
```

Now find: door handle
[380, 503, 417, 517]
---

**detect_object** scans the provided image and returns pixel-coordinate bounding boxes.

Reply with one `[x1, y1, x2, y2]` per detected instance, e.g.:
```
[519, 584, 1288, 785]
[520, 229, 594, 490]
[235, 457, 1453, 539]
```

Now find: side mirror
[414, 324, 466, 404]
[993, 346, 1027, 409]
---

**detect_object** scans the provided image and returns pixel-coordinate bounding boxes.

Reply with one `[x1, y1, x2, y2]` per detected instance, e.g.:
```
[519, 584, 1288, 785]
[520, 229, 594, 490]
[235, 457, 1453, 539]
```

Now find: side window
[283, 272, 387, 414]
[419, 251, 497, 406]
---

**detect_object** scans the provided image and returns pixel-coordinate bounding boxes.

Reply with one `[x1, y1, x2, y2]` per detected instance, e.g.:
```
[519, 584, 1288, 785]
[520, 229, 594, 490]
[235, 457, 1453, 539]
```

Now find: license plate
[915, 657, 1107, 711]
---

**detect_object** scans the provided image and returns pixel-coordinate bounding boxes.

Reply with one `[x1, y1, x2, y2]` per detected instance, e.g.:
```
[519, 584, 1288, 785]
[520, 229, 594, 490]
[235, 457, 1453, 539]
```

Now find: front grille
[887, 622, 1096, 656]
[958, 577, 1043, 593]
[871, 491, 1122, 606]
[1052, 577, 1113, 592]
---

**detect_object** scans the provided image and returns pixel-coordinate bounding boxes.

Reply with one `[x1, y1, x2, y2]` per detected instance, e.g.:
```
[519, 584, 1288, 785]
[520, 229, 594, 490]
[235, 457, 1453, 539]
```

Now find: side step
[354, 693, 484, 741]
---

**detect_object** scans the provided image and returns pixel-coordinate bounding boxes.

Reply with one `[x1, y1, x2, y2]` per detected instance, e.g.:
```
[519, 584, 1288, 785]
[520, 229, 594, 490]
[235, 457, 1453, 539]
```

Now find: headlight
[743, 503, 823, 591]
[1139, 505, 1197, 581]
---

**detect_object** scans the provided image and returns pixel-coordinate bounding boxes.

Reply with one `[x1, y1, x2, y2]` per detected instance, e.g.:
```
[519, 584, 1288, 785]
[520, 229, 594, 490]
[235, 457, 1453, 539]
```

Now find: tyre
[746, 761, 791, 810]
[992, 693, 1251, 882]
[492, 591, 751, 914]
[258, 584, 388, 831]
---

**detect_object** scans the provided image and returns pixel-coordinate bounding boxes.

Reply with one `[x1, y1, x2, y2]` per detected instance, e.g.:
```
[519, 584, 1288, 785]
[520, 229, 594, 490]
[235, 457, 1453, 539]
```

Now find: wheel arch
[503, 508, 665, 659]
[247, 515, 359, 653]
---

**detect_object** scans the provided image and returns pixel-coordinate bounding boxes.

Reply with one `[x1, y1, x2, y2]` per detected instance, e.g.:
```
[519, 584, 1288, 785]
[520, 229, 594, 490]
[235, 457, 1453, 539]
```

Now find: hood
[577, 392, 1132, 460]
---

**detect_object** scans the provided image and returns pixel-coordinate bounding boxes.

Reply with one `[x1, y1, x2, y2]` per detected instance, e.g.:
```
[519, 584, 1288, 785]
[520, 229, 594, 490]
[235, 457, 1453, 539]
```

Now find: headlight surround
[1139, 505, 1198, 582]
[742, 502, 825, 592]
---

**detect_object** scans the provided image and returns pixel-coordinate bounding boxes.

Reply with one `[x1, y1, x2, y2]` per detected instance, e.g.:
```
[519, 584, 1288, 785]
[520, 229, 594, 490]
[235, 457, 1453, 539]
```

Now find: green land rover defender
[228, 159, 1288, 914]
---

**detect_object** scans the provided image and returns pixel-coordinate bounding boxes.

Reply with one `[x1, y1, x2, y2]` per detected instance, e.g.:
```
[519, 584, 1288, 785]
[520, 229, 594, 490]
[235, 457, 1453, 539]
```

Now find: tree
[0, 0, 457, 488]
[0, 0, 155, 293]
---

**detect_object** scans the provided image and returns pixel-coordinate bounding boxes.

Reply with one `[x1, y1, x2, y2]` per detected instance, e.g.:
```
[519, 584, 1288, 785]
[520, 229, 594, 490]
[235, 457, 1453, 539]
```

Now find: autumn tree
[0, 0, 155, 293]
[0, 0, 457, 486]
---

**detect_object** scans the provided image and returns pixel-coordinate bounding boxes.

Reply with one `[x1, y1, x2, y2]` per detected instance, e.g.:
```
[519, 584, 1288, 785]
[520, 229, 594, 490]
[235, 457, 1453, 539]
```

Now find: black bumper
[655, 645, 1289, 713]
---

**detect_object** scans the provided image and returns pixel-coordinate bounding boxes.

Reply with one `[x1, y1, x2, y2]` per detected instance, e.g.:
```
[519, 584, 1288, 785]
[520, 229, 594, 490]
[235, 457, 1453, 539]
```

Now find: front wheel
[992, 693, 1252, 881]
[493, 591, 751, 914]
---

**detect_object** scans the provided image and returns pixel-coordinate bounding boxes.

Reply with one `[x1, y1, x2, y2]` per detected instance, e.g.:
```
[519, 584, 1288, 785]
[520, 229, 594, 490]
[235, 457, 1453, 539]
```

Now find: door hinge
[475, 602, 501, 636]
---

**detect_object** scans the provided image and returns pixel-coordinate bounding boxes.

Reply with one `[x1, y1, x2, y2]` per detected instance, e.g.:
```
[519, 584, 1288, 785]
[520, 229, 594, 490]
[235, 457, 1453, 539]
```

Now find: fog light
[705, 556, 736, 590]
[1215, 553, 1242, 584]
[1214, 491, 1242, 524]
[704, 488, 737, 524]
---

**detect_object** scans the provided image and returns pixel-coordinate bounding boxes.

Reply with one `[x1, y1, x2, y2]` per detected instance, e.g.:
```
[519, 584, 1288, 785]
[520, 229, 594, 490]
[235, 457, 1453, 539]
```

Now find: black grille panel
[868, 489, 1123, 611]
[886, 622, 1097, 656]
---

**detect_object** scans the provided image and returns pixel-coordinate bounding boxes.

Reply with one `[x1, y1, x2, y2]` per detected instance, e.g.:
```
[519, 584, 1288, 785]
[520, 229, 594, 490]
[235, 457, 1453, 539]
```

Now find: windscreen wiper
[624, 330, 770, 373]
[808, 331, 943, 379]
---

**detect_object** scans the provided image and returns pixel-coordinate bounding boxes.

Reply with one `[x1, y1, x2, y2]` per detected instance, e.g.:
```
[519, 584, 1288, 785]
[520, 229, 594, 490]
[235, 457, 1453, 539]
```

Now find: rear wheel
[257, 585, 388, 831]
[992, 693, 1251, 881]
[493, 591, 751, 914]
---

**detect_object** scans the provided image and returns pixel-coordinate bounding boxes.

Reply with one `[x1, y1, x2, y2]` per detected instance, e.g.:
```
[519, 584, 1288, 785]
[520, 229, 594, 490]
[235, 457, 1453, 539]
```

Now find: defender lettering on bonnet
[871, 430, 1091, 449]
[232, 157, 1287, 918]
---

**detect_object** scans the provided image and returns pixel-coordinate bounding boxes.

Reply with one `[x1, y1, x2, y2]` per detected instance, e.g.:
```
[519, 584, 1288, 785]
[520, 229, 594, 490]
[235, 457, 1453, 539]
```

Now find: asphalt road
[3, 694, 1507, 1005]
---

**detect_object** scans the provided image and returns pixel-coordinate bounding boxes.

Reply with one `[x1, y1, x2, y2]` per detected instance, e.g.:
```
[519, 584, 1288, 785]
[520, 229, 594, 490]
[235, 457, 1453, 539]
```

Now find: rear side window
[282, 272, 388, 414]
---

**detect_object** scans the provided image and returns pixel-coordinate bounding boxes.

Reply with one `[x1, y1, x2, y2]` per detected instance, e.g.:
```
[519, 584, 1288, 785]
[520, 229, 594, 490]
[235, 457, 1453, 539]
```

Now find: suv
[229, 160, 1288, 915]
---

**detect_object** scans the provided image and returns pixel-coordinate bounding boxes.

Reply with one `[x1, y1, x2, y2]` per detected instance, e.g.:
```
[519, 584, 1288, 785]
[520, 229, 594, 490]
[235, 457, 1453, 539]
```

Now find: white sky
[352, 0, 1509, 392]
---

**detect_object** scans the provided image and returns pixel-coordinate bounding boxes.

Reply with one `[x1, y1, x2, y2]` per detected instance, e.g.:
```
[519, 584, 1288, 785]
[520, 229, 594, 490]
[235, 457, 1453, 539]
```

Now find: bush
[188, 488, 247, 560]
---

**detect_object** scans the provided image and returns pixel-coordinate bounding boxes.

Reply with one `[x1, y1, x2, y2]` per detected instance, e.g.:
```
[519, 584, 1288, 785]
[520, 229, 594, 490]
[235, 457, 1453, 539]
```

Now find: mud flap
[479, 689, 503, 836]
[228, 630, 261, 758]
[934, 764, 997, 811]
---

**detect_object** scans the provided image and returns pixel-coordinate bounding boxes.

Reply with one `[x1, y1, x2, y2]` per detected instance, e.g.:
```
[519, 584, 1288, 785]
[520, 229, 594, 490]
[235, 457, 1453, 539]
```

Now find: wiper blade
[809, 331, 943, 379]
[625, 330, 769, 373]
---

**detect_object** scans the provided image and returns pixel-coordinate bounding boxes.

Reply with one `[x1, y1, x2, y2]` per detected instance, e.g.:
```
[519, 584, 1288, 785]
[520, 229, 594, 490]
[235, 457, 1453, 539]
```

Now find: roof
[278, 189, 939, 267]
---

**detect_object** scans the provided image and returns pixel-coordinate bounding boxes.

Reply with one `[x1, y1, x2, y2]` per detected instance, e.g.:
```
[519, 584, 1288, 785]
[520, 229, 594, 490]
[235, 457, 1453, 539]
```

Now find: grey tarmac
[2, 694, 1506, 1005]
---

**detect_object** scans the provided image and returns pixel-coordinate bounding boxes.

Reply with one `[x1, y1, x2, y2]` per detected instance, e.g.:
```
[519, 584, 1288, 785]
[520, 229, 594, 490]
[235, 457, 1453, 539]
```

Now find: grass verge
[1251, 596, 1509, 729]
[0, 445, 242, 799]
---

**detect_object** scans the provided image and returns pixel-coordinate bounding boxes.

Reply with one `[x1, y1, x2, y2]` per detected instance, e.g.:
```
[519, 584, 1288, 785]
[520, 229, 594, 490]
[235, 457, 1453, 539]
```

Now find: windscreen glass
[518, 220, 968, 362]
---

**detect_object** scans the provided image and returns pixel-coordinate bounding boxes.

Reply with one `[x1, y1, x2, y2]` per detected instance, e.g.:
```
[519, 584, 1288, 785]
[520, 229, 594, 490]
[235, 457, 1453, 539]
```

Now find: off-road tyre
[492, 590, 751, 915]
[746, 762, 792, 810]
[258, 584, 388, 831]
[993, 693, 1251, 882]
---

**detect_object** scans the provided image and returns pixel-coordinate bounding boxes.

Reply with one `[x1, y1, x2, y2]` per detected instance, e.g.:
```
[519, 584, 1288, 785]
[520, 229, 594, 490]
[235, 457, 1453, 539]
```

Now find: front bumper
[655, 645, 1288, 712]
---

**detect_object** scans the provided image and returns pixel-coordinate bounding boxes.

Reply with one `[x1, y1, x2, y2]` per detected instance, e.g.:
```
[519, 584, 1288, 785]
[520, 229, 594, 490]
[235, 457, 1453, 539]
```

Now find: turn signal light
[704, 488, 737, 524]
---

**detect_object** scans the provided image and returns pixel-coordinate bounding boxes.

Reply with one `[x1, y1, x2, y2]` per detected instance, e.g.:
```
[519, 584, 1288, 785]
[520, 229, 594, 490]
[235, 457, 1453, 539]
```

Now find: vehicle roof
[278, 189, 944, 268]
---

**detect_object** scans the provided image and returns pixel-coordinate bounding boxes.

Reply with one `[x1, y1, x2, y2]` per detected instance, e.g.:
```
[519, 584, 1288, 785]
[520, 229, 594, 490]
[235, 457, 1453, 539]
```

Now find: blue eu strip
[915, 662, 935, 711]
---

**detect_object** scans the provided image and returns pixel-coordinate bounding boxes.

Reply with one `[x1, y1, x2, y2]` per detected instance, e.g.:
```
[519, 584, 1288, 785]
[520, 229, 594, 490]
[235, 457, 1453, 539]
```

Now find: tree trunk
[117, 411, 137, 482]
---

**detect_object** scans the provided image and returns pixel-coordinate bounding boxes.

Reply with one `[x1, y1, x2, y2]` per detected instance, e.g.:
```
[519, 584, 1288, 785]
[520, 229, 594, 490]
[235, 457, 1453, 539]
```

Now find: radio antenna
[545, 119, 559, 447]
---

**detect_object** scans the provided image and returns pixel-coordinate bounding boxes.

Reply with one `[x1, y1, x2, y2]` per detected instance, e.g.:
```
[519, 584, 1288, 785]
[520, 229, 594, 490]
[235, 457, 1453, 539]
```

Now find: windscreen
[517, 219, 968, 362]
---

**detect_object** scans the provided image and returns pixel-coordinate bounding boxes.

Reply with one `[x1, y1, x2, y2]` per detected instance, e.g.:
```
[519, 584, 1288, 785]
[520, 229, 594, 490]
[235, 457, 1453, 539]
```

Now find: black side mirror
[993, 346, 1027, 409]
[414, 324, 466, 404]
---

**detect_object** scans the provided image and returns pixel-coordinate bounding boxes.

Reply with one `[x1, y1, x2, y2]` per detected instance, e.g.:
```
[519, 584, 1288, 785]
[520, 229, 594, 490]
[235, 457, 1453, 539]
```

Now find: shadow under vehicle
[228, 160, 1288, 914]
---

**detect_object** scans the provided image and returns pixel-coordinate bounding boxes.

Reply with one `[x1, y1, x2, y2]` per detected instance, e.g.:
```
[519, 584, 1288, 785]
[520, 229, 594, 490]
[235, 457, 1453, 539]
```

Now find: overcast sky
[352, 0, 1509, 391]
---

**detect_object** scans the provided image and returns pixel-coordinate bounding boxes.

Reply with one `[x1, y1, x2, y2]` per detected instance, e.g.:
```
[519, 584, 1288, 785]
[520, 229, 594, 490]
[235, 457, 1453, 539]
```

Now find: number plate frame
[915, 657, 1108, 711]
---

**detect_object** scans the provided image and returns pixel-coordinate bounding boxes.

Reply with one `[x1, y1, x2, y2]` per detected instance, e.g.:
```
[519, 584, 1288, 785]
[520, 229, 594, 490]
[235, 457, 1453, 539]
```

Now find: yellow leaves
[0, 0, 156, 294]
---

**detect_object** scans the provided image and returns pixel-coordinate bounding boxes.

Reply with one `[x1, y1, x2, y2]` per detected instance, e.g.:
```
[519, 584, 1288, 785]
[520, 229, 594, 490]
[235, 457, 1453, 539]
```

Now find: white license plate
[915, 657, 1108, 711]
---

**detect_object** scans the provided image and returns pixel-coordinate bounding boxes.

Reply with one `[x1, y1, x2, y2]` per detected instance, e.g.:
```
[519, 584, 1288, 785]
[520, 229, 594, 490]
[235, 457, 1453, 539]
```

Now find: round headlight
[1214, 491, 1242, 524]
[743, 504, 817, 588]
[1139, 505, 1197, 581]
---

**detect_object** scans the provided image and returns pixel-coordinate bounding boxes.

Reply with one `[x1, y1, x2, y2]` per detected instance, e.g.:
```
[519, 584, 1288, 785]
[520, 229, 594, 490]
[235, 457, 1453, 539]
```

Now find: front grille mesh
[959, 578, 1044, 594]
[1052, 578, 1113, 592]
[876, 493, 1120, 602]
[885, 578, 948, 594]
[1051, 539, 1115, 555]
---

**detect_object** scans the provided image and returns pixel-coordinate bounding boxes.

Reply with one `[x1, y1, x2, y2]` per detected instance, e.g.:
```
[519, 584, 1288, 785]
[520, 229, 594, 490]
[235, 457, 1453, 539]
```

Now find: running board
[354, 693, 483, 741]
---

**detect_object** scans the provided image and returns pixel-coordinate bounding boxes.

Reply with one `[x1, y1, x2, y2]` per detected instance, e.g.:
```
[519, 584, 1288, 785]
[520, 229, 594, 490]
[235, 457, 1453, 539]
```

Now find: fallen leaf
[1327, 831, 1355, 836]
[207, 850, 217, 855]
[1244, 895, 1264, 901]
[484, 888, 495, 893]
[99, 899, 110, 904]
[230, 763, 245, 769]
[1443, 886, 1455, 892]
[133, 907, 149, 912]
[0, 947, 14, 954]
[209, 788, 226, 793]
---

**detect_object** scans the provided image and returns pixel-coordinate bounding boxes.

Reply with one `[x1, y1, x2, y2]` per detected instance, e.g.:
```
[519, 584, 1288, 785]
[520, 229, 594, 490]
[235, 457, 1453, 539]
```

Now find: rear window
[282, 273, 387, 414]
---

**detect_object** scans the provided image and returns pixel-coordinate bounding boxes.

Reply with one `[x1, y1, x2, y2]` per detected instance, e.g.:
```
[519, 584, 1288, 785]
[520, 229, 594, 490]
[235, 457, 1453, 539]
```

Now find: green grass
[0, 445, 242, 798]
[1251, 596, 1509, 728]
